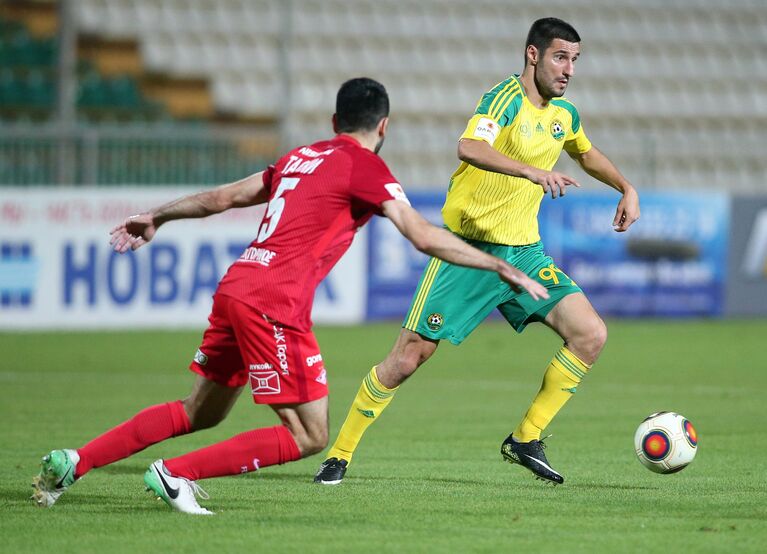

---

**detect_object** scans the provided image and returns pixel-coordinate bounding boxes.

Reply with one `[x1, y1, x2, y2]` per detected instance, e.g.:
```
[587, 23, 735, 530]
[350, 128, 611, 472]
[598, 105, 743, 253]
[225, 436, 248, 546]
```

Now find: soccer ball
[634, 411, 698, 474]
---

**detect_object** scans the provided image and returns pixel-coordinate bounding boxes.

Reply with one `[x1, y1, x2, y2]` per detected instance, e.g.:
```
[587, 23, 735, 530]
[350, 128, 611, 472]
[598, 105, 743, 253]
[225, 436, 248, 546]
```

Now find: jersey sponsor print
[216, 135, 408, 331]
[444, 74, 592, 246]
[192, 135, 409, 404]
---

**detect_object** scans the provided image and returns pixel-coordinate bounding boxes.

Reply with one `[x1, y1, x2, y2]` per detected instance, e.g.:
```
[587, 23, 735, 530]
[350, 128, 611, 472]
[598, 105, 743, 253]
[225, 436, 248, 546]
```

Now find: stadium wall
[0, 187, 758, 330]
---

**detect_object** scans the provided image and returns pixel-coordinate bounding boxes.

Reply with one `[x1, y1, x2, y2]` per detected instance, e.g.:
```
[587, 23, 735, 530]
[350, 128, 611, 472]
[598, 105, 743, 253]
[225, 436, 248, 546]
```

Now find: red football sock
[76, 400, 191, 477]
[164, 425, 301, 480]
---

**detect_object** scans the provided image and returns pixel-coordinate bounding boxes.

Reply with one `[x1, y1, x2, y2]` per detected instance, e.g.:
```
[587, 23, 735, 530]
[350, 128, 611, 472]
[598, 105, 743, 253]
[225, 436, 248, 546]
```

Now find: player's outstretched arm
[381, 200, 549, 301]
[458, 138, 579, 199]
[568, 146, 640, 232]
[110, 171, 268, 253]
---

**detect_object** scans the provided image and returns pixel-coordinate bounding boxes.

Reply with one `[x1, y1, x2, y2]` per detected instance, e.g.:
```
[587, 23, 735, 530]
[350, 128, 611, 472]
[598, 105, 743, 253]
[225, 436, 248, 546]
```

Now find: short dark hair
[335, 77, 390, 133]
[525, 18, 581, 63]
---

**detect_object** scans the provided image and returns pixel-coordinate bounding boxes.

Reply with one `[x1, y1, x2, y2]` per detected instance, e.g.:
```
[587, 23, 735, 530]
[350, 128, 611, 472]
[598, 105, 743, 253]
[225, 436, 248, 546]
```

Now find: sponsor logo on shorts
[249, 362, 273, 370]
[239, 246, 277, 267]
[273, 324, 289, 375]
[426, 313, 444, 331]
[249, 370, 281, 395]
[316, 368, 327, 385]
[193, 349, 208, 366]
[550, 119, 565, 141]
[305, 353, 323, 367]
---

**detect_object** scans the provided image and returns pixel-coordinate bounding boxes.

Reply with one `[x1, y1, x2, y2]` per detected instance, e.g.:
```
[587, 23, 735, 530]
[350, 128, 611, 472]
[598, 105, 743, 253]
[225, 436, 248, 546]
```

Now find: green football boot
[144, 460, 213, 515]
[31, 449, 80, 507]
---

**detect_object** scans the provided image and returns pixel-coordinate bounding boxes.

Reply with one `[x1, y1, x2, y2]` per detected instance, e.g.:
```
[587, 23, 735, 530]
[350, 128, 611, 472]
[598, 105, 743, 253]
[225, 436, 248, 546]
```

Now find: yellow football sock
[327, 366, 398, 463]
[513, 346, 591, 442]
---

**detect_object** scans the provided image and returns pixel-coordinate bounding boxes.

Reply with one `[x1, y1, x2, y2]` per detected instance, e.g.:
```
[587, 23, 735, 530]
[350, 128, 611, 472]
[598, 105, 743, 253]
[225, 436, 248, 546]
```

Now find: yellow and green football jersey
[443, 74, 592, 245]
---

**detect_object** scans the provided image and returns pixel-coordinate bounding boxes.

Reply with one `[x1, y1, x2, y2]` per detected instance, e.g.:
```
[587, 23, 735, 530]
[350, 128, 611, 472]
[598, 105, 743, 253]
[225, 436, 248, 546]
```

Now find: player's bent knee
[280, 414, 328, 457]
[395, 353, 421, 377]
[382, 355, 421, 387]
[580, 319, 608, 362]
[188, 412, 225, 431]
[596, 319, 608, 350]
[396, 340, 435, 375]
[297, 429, 328, 457]
[566, 317, 607, 365]
[591, 318, 608, 352]
[182, 399, 228, 431]
[311, 430, 329, 454]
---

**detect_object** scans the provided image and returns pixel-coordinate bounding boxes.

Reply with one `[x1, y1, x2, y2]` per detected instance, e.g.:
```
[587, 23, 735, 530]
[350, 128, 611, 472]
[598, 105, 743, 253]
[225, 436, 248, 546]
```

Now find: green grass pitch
[1, 320, 766, 553]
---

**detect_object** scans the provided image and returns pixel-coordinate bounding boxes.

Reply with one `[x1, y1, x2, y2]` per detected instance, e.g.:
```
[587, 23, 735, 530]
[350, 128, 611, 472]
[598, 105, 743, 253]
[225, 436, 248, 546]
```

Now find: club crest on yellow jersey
[551, 120, 565, 141]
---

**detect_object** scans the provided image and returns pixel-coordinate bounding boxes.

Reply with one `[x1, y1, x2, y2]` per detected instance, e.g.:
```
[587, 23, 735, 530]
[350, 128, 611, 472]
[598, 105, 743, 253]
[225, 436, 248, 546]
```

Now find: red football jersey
[216, 134, 409, 331]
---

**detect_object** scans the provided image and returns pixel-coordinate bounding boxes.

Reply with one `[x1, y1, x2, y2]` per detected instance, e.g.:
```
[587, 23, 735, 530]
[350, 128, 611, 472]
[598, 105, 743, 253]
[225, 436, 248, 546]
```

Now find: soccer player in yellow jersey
[316, 17, 640, 485]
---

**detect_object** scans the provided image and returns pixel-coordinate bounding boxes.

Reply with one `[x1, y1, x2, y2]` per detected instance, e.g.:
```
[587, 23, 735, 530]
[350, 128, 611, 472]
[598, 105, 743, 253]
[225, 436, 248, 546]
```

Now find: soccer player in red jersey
[31, 78, 548, 515]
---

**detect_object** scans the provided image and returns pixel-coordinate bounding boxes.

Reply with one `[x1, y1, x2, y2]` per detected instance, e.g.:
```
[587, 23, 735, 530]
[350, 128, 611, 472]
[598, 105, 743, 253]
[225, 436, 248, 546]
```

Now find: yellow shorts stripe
[405, 258, 442, 330]
[405, 258, 440, 329]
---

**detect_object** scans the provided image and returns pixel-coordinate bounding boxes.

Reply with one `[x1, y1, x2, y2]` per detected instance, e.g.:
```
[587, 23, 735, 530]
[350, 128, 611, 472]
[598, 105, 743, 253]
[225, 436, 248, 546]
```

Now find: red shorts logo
[272, 324, 290, 375]
[250, 370, 281, 395]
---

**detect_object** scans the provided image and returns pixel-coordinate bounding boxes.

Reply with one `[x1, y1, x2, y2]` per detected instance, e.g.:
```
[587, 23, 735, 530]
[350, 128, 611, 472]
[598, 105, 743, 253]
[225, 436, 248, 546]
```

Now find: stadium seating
[4, 0, 766, 188]
[0, 9, 167, 123]
[66, 0, 767, 189]
[0, 16, 55, 121]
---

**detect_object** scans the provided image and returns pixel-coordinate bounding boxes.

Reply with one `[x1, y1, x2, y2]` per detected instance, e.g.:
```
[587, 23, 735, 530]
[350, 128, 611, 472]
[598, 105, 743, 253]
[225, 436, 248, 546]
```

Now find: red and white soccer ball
[634, 411, 698, 474]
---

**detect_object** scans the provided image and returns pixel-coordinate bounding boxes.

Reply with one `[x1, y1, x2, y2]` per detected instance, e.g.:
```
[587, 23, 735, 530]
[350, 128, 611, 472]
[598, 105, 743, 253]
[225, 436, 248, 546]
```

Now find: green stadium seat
[77, 72, 109, 108]
[25, 69, 54, 108]
[0, 69, 17, 105]
[109, 76, 141, 108]
[9, 29, 35, 66]
[35, 38, 56, 67]
[0, 18, 23, 38]
[0, 39, 11, 67]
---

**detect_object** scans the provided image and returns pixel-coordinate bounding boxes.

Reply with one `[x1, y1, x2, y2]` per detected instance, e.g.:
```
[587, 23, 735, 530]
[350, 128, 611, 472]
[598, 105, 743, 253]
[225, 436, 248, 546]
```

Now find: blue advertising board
[367, 190, 729, 320]
[539, 191, 729, 317]
[0, 188, 367, 329]
[366, 191, 445, 320]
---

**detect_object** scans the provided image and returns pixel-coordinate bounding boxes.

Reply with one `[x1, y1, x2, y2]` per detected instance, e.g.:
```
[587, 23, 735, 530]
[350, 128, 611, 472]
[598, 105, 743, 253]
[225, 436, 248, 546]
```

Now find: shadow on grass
[232, 472, 494, 487]
[96, 463, 152, 476]
[246, 472, 499, 488]
[0, 485, 40, 507]
[0, 486, 159, 514]
[572, 483, 658, 491]
[364, 475, 492, 487]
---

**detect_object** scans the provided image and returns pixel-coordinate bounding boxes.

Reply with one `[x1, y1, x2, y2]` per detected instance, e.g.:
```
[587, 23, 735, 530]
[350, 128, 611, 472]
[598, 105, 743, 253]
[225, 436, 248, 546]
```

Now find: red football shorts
[189, 293, 328, 405]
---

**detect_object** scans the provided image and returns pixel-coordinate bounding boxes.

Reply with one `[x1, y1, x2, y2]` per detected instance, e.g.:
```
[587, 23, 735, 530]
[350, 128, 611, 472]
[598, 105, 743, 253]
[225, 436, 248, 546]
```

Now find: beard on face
[533, 65, 566, 100]
[374, 135, 385, 154]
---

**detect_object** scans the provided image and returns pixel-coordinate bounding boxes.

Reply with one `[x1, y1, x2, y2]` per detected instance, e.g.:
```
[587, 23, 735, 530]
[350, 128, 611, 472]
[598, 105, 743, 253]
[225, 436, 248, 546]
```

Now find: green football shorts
[402, 240, 581, 344]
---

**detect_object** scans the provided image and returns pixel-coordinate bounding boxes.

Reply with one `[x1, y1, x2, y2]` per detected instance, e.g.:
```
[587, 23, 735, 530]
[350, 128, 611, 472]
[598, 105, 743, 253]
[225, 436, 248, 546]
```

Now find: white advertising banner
[0, 188, 366, 329]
